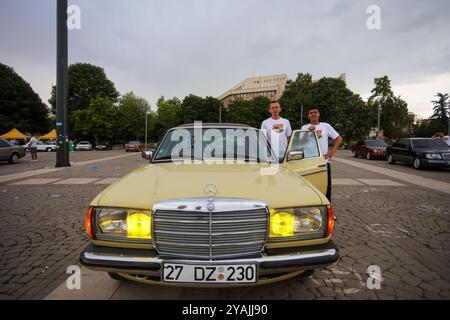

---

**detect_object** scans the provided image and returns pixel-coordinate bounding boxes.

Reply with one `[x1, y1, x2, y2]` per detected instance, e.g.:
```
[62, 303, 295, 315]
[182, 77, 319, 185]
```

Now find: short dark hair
[307, 106, 320, 113]
[268, 100, 281, 109]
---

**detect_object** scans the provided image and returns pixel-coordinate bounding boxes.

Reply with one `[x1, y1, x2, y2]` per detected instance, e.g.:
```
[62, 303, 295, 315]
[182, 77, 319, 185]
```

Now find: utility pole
[219, 105, 222, 123]
[145, 104, 148, 150]
[377, 104, 381, 139]
[300, 105, 304, 126]
[55, 0, 70, 167]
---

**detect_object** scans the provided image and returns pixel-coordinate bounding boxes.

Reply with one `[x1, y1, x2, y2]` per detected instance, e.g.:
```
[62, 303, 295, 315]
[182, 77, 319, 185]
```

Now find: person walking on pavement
[27, 135, 38, 162]
[261, 100, 292, 162]
[301, 107, 342, 203]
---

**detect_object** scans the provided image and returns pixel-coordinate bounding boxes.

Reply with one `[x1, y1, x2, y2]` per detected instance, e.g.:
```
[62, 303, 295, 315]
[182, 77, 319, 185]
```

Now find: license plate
[162, 262, 257, 284]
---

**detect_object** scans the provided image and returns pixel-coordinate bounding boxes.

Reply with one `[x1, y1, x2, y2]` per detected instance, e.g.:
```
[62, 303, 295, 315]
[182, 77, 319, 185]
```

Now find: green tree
[279, 73, 314, 128]
[48, 63, 119, 115]
[181, 95, 224, 123]
[149, 97, 182, 141]
[430, 93, 449, 130]
[0, 62, 50, 133]
[368, 76, 409, 138]
[116, 92, 151, 141]
[71, 97, 117, 144]
[224, 96, 271, 128]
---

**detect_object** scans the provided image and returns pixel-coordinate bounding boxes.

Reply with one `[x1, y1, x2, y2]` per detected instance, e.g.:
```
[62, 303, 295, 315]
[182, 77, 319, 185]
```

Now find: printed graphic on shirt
[316, 130, 322, 139]
[272, 124, 284, 133]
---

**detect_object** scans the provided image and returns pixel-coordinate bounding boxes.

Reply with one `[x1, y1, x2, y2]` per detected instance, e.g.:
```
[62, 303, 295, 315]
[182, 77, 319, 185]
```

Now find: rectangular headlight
[94, 207, 152, 240]
[269, 206, 327, 242]
[425, 153, 442, 159]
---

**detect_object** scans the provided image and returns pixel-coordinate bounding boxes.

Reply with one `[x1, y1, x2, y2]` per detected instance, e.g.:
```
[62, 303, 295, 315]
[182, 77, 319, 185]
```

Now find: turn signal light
[85, 207, 93, 239]
[326, 205, 335, 237]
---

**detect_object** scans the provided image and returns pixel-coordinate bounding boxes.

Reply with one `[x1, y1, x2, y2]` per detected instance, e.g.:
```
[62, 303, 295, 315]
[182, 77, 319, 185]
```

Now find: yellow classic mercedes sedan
[80, 123, 338, 286]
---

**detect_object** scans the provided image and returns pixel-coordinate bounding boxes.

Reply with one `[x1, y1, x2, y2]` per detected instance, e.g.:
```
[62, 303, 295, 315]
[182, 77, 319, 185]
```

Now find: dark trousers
[30, 147, 37, 160]
[326, 163, 332, 202]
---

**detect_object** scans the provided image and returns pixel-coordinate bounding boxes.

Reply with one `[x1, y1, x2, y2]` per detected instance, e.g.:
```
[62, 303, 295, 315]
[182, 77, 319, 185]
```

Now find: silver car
[0, 138, 26, 164]
[76, 141, 93, 151]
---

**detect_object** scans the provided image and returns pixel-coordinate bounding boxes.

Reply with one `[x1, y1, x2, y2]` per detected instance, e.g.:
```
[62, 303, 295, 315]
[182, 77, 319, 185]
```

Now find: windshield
[153, 127, 276, 163]
[412, 139, 449, 149]
[366, 140, 388, 147]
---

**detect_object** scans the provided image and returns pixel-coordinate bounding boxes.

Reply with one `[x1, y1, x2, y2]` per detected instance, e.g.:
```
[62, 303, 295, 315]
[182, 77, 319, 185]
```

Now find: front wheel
[366, 152, 371, 160]
[387, 154, 396, 164]
[413, 157, 422, 170]
[353, 151, 358, 158]
[9, 153, 19, 164]
[46, 148, 52, 152]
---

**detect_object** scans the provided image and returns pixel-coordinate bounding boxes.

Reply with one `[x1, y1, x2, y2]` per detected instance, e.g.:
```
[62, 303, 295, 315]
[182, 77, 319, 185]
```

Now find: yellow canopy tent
[39, 129, 57, 140]
[0, 128, 29, 141]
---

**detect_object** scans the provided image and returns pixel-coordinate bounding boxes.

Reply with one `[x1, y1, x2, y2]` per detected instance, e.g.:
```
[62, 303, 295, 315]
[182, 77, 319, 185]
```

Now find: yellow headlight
[127, 212, 151, 239]
[269, 209, 294, 237]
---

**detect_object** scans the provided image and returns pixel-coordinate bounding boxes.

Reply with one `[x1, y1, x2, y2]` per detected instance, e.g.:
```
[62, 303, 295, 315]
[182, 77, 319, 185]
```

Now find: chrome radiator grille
[153, 199, 268, 259]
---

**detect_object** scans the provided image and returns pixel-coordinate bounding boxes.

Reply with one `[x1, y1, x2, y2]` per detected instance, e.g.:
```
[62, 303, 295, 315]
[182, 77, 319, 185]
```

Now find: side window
[0, 140, 10, 148]
[289, 131, 320, 159]
[399, 139, 410, 148]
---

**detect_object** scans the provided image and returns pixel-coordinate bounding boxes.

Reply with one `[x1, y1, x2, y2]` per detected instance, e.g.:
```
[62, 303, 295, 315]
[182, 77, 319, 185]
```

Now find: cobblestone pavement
[1, 150, 449, 299]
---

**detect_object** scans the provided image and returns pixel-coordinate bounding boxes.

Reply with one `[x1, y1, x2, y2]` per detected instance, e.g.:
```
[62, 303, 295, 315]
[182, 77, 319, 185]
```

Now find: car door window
[0, 140, 10, 148]
[289, 131, 321, 159]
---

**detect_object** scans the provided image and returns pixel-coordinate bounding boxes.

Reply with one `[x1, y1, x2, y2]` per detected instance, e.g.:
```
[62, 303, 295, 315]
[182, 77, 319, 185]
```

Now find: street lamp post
[377, 104, 381, 139]
[145, 104, 148, 150]
[55, 0, 70, 167]
[219, 105, 222, 123]
[300, 105, 303, 126]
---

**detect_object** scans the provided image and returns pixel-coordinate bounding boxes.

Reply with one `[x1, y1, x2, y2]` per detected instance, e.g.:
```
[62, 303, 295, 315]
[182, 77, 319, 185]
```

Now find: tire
[353, 151, 358, 158]
[297, 269, 315, 279]
[387, 153, 396, 164]
[9, 153, 19, 164]
[108, 272, 123, 280]
[366, 152, 371, 160]
[413, 157, 422, 170]
[46, 148, 52, 152]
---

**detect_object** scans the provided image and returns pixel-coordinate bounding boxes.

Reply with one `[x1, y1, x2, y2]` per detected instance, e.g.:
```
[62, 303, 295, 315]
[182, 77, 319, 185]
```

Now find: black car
[0, 138, 26, 164]
[386, 138, 450, 170]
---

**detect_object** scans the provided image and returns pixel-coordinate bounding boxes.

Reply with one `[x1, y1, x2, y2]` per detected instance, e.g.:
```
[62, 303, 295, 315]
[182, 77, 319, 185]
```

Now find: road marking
[0, 153, 138, 183]
[356, 179, 406, 186]
[9, 178, 63, 185]
[333, 178, 364, 186]
[94, 178, 119, 185]
[53, 178, 100, 185]
[334, 157, 450, 195]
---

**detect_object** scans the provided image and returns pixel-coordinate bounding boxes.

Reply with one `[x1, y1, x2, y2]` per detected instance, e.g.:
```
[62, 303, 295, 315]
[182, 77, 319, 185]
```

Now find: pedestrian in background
[27, 135, 38, 162]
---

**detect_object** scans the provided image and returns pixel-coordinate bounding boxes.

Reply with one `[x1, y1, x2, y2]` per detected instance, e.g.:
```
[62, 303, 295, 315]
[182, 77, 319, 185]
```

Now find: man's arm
[325, 136, 343, 160]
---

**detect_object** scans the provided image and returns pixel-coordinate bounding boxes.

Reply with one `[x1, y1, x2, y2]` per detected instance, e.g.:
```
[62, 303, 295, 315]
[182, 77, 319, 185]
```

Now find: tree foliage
[116, 92, 152, 141]
[49, 63, 119, 115]
[430, 93, 449, 128]
[0, 62, 50, 134]
[368, 76, 409, 138]
[225, 96, 271, 128]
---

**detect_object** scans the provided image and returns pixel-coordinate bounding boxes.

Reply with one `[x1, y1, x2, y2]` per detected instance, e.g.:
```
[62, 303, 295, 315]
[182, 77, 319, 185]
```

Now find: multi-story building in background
[219, 73, 347, 108]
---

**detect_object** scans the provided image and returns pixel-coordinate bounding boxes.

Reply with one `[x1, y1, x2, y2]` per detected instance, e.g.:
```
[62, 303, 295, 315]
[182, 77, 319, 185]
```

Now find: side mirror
[287, 150, 304, 161]
[141, 150, 153, 160]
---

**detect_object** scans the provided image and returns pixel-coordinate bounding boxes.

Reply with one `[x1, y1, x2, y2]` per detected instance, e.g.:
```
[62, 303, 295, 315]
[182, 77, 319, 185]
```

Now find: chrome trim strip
[154, 229, 267, 236]
[83, 248, 337, 265]
[153, 198, 267, 213]
[157, 240, 265, 247]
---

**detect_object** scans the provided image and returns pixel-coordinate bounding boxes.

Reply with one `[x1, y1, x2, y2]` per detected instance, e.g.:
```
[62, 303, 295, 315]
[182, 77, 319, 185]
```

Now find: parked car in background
[386, 138, 450, 170]
[352, 140, 388, 160]
[125, 141, 144, 152]
[95, 144, 108, 151]
[0, 138, 26, 164]
[35, 140, 57, 152]
[80, 124, 338, 286]
[75, 141, 93, 151]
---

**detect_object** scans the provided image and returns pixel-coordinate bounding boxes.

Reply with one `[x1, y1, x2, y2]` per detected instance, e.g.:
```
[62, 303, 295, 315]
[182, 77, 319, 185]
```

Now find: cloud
[1, 0, 449, 117]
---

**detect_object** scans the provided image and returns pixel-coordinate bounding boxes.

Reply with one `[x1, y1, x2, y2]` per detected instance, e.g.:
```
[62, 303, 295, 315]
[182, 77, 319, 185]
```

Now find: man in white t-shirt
[261, 101, 292, 161]
[301, 106, 342, 203]
[27, 136, 38, 162]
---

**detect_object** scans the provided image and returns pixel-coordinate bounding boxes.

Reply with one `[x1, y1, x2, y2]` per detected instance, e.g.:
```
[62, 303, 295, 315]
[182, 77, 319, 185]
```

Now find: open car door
[283, 130, 328, 195]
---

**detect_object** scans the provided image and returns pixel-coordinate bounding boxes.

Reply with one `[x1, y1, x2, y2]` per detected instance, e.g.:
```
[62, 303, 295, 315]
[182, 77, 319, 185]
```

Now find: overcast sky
[1, 0, 449, 118]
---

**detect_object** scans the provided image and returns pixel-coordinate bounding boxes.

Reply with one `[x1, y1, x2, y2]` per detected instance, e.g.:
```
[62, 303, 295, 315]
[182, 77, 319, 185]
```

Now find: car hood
[92, 162, 325, 209]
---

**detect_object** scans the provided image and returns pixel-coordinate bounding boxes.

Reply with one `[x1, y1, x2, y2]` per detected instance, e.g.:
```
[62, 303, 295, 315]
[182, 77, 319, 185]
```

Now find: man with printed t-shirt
[301, 106, 342, 203]
[261, 101, 292, 162]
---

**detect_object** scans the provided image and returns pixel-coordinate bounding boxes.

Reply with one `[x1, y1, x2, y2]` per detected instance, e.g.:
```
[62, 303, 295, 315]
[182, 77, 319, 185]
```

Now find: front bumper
[422, 159, 450, 168]
[80, 241, 339, 283]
